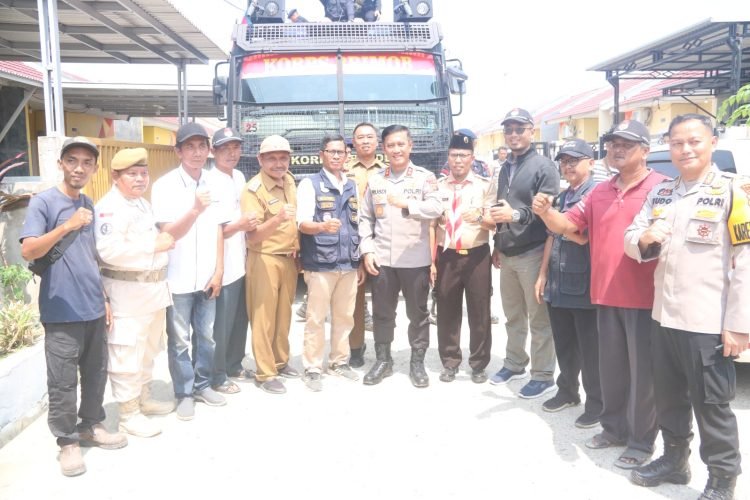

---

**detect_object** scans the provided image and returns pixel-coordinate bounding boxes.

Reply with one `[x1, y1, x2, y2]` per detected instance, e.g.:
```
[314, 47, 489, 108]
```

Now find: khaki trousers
[108, 309, 166, 403]
[247, 252, 298, 381]
[348, 281, 367, 349]
[303, 270, 358, 372]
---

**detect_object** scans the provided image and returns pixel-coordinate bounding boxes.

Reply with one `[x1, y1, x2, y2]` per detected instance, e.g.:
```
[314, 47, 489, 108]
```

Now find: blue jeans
[167, 291, 217, 398]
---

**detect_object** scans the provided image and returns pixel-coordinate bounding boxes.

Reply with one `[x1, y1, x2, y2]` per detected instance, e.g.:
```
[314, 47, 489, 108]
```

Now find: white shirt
[151, 166, 230, 294]
[296, 168, 349, 227]
[212, 168, 247, 285]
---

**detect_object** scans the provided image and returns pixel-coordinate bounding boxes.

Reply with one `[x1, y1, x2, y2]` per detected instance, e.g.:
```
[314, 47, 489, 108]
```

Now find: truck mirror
[213, 76, 228, 106]
[446, 65, 467, 96]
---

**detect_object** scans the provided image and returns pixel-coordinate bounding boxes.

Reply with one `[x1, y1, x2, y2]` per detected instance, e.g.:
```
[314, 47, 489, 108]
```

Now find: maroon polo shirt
[565, 170, 668, 309]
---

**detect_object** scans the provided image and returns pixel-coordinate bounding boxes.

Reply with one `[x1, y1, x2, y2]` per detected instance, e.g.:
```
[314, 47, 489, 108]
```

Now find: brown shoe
[58, 443, 86, 477]
[79, 424, 128, 450]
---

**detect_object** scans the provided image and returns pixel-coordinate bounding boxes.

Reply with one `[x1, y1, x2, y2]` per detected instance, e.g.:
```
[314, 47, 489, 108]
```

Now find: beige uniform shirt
[241, 170, 299, 255]
[359, 163, 442, 268]
[347, 157, 386, 200]
[95, 186, 171, 322]
[434, 171, 497, 250]
[624, 167, 750, 334]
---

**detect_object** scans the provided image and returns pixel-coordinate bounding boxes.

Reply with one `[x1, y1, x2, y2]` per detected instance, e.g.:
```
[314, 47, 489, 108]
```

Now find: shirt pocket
[312, 233, 339, 264]
[558, 243, 589, 296]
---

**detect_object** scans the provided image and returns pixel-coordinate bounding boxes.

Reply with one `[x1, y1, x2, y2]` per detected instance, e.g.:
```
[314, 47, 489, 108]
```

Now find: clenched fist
[65, 207, 93, 231]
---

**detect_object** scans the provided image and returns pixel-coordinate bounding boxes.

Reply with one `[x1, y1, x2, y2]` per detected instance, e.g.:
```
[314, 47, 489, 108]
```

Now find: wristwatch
[511, 210, 521, 223]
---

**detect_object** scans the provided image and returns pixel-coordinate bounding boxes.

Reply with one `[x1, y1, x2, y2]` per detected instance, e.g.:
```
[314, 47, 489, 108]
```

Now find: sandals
[212, 380, 241, 394]
[229, 368, 256, 381]
[585, 433, 626, 450]
[614, 448, 652, 469]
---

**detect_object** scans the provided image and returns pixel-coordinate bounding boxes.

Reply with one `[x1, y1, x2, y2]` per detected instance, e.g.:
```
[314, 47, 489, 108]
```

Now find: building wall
[143, 126, 176, 146]
[64, 112, 113, 138]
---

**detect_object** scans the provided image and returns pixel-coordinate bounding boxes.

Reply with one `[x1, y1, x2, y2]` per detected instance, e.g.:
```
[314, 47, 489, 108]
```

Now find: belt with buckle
[439, 245, 488, 256]
[100, 267, 167, 283]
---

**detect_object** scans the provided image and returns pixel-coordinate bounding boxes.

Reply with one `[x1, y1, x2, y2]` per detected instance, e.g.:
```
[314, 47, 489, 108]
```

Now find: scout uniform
[433, 169, 496, 378]
[625, 167, 750, 493]
[95, 148, 173, 438]
[242, 169, 299, 383]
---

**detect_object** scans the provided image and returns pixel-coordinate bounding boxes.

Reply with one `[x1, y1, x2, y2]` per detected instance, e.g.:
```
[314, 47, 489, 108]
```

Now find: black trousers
[212, 275, 248, 384]
[371, 265, 430, 350]
[596, 306, 657, 453]
[436, 245, 492, 371]
[44, 317, 108, 446]
[652, 323, 741, 477]
[547, 305, 602, 416]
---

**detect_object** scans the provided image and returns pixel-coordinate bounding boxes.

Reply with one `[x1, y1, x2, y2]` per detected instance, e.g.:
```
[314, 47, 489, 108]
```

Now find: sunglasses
[503, 126, 531, 135]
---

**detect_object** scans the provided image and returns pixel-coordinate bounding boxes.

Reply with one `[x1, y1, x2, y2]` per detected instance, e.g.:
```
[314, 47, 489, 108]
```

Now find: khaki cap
[111, 148, 148, 171]
[258, 135, 292, 154]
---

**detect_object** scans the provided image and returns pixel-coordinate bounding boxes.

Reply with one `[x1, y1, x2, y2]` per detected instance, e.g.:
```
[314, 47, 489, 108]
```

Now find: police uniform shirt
[95, 186, 171, 319]
[625, 166, 750, 334]
[213, 168, 248, 285]
[434, 171, 497, 250]
[241, 170, 299, 255]
[358, 162, 442, 268]
[151, 166, 231, 294]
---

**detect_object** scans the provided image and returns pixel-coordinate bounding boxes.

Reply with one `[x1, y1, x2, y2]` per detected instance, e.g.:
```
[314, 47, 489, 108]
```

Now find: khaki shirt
[95, 186, 171, 325]
[347, 157, 386, 200]
[624, 167, 750, 334]
[359, 163, 442, 268]
[434, 171, 497, 250]
[241, 170, 299, 255]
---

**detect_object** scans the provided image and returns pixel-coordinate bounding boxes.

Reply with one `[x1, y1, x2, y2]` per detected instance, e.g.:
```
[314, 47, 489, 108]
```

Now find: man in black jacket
[320, 0, 354, 21]
[488, 108, 560, 398]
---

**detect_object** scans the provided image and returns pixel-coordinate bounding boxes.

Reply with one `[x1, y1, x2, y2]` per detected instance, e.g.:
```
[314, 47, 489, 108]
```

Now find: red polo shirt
[565, 170, 668, 309]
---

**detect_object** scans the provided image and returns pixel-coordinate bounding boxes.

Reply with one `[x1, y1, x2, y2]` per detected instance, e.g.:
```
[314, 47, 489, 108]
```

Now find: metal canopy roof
[0, 0, 227, 64]
[590, 19, 750, 97]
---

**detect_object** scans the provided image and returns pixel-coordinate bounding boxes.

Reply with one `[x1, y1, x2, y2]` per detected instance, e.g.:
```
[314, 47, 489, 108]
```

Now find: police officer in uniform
[242, 135, 300, 395]
[625, 114, 749, 500]
[433, 131, 497, 383]
[359, 124, 443, 387]
[298, 134, 361, 391]
[95, 148, 175, 438]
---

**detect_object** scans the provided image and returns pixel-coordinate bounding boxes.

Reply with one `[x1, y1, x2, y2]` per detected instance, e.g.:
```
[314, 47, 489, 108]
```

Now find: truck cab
[214, 20, 466, 180]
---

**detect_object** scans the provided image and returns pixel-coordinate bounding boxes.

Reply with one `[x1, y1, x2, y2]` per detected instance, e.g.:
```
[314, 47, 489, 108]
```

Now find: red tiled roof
[0, 61, 42, 82]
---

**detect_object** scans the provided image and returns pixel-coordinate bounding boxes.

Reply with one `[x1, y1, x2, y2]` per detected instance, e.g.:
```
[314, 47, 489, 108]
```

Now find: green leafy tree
[717, 83, 750, 126]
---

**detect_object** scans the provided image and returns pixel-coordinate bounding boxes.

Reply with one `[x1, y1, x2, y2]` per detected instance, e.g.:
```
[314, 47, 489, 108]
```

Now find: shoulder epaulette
[247, 177, 261, 192]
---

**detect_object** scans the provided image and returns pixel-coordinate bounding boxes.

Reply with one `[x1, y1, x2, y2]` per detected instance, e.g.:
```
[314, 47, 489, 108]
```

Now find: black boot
[700, 474, 736, 500]
[363, 343, 393, 385]
[349, 344, 366, 368]
[630, 441, 691, 487]
[409, 348, 429, 388]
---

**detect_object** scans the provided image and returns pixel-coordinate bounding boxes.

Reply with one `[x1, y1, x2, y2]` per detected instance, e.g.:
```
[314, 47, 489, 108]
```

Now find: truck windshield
[239, 52, 439, 103]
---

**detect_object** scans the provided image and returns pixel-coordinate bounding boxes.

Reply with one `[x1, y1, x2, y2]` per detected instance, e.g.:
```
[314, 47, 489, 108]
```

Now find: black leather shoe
[439, 366, 457, 383]
[699, 475, 736, 500]
[363, 343, 393, 385]
[349, 345, 366, 368]
[409, 348, 429, 388]
[630, 444, 691, 487]
[471, 370, 488, 384]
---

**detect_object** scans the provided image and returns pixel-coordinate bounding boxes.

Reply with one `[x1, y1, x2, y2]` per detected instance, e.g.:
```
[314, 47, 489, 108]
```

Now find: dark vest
[544, 176, 596, 309]
[300, 170, 360, 272]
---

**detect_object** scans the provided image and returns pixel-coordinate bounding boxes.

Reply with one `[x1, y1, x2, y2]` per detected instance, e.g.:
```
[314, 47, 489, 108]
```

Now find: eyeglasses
[559, 157, 587, 167]
[503, 126, 531, 135]
[323, 149, 346, 157]
[448, 152, 471, 160]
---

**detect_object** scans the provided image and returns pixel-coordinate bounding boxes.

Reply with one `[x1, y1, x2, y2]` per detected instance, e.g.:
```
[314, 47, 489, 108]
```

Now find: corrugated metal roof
[0, 0, 226, 64]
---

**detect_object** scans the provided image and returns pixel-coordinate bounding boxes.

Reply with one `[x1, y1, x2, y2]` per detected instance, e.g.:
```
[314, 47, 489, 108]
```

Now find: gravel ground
[1, 271, 748, 500]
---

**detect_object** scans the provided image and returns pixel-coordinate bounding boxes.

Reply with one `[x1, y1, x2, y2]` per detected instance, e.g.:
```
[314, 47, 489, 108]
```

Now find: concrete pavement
[0, 281, 748, 500]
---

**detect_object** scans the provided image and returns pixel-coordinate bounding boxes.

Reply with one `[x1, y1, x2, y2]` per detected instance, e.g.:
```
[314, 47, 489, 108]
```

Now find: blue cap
[455, 128, 477, 140]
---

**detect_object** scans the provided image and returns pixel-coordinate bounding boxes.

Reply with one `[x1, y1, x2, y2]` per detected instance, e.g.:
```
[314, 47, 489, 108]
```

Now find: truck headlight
[416, 1, 430, 16]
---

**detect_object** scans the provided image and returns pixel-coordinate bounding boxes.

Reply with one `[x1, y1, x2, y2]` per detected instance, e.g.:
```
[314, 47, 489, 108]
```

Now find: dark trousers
[212, 275, 248, 385]
[597, 306, 657, 453]
[652, 323, 741, 477]
[44, 317, 108, 446]
[547, 305, 602, 416]
[436, 245, 492, 371]
[349, 280, 366, 350]
[371, 265, 430, 350]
